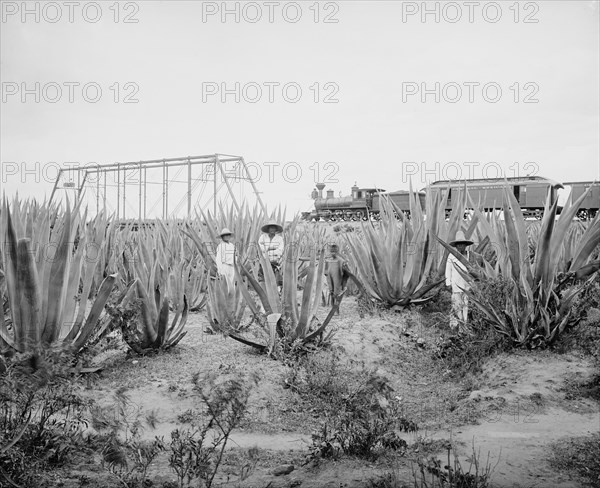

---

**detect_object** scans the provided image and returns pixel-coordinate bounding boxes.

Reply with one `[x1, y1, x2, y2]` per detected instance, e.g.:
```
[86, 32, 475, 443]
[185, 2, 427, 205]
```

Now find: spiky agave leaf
[346, 190, 452, 308]
[229, 215, 338, 356]
[0, 199, 127, 355]
[449, 182, 600, 347]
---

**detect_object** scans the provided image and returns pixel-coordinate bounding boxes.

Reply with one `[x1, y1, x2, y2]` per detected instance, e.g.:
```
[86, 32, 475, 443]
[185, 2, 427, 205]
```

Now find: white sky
[1, 0, 599, 217]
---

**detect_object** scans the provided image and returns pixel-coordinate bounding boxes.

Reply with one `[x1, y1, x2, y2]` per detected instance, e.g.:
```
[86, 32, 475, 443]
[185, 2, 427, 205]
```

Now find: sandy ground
[75, 297, 599, 488]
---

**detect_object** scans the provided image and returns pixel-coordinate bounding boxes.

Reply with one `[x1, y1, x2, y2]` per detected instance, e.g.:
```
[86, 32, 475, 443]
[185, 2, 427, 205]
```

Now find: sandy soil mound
[78, 297, 598, 487]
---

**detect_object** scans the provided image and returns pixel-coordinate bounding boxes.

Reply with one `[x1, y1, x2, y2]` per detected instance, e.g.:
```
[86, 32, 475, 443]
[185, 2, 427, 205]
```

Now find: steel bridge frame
[49, 154, 265, 219]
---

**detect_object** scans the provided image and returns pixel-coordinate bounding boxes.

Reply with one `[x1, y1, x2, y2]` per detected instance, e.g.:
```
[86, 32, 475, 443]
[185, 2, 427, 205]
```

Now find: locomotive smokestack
[316, 182, 325, 199]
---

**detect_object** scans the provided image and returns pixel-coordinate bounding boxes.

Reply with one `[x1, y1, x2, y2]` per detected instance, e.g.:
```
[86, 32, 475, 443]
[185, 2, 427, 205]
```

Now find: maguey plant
[345, 188, 450, 308]
[0, 198, 124, 355]
[118, 230, 189, 353]
[225, 218, 341, 357]
[436, 184, 600, 347]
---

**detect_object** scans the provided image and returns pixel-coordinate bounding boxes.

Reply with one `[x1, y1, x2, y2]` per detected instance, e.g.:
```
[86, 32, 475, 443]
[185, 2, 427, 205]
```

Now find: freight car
[561, 181, 599, 219]
[301, 176, 600, 221]
[428, 176, 564, 219]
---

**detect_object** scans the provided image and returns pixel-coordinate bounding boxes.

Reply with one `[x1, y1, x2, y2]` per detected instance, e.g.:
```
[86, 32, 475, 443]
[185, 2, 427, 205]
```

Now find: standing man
[445, 230, 473, 333]
[215, 228, 235, 289]
[324, 243, 349, 314]
[258, 220, 285, 285]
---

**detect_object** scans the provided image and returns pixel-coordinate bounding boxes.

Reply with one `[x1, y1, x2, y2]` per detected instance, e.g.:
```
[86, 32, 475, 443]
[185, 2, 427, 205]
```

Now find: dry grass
[550, 433, 600, 487]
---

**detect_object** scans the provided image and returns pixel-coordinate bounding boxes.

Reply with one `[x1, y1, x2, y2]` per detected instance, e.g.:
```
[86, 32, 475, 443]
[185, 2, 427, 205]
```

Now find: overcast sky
[1, 0, 599, 217]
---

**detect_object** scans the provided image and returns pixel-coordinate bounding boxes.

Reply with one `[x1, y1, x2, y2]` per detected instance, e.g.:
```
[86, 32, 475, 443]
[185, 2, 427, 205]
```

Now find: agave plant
[0, 199, 122, 354]
[118, 237, 189, 353]
[183, 259, 209, 312]
[437, 184, 600, 347]
[206, 275, 247, 333]
[219, 218, 341, 357]
[183, 202, 275, 276]
[345, 190, 447, 308]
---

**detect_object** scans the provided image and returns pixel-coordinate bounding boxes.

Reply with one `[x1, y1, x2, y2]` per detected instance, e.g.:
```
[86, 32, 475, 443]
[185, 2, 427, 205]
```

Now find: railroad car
[428, 176, 564, 219]
[301, 177, 597, 222]
[561, 181, 599, 219]
[370, 190, 427, 216]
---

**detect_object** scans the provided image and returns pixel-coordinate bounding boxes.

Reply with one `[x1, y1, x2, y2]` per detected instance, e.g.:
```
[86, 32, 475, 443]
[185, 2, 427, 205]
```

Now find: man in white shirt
[258, 220, 285, 284]
[216, 228, 235, 289]
[445, 230, 474, 333]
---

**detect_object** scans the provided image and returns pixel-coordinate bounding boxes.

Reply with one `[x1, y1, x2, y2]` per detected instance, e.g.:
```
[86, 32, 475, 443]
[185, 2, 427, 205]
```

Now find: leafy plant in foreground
[90, 388, 166, 487]
[166, 371, 256, 488]
[0, 348, 90, 487]
[0, 199, 123, 355]
[288, 351, 418, 462]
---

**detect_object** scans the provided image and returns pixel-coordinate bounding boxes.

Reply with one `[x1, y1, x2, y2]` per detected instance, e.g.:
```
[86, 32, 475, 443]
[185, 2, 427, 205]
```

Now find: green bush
[431, 276, 512, 377]
[285, 351, 417, 461]
[0, 349, 90, 487]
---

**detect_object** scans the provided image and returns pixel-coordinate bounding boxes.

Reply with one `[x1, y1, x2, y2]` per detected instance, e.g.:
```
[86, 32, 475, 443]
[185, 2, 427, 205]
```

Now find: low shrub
[550, 433, 600, 487]
[286, 351, 418, 462]
[368, 443, 496, 488]
[0, 349, 91, 487]
[410, 444, 496, 488]
[556, 270, 600, 356]
[88, 387, 164, 487]
[419, 286, 452, 316]
[431, 276, 513, 378]
[89, 371, 257, 488]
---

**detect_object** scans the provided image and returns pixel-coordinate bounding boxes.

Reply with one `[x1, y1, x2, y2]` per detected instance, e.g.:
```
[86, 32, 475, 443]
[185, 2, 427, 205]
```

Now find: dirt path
[424, 352, 600, 488]
[85, 299, 598, 487]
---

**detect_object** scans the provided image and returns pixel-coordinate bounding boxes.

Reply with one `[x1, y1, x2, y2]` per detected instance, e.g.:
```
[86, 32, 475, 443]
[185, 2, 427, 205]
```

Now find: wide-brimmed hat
[219, 228, 233, 238]
[449, 231, 473, 247]
[261, 220, 283, 234]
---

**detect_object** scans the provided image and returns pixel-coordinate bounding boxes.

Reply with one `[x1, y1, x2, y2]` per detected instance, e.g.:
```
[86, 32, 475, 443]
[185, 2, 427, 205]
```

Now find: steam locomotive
[301, 177, 599, 221]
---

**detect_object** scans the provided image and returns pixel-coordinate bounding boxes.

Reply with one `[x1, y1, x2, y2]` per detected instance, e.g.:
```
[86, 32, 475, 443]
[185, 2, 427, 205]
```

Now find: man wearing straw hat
[445, 230, 473, 333]
[258, 220, 285, 285]
[216, 228, 235, 289]
[325, 243, 349, 314]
